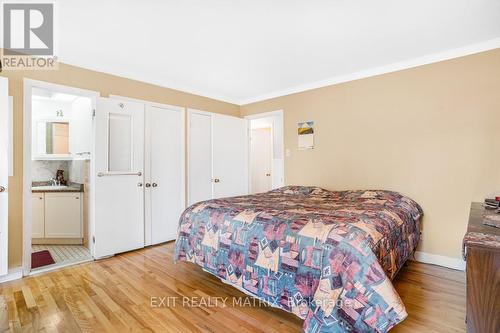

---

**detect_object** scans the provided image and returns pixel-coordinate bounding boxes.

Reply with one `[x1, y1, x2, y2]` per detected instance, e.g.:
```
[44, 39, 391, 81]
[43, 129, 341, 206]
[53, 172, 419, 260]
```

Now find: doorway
[246, 110, 285, 194]
[250, 126, 273, 193]
[23, 80, 98, 275]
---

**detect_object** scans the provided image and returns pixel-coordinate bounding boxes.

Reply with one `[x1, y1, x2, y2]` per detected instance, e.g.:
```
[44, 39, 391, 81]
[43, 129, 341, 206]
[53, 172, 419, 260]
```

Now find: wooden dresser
[463, 203, 500, 333]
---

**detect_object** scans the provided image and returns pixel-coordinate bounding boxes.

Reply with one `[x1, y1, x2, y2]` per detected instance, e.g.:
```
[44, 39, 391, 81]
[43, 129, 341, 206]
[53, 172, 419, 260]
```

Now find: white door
[145, 105, 184, 245]
[212, 114, 248, 199]
[188, 112, 212, 205]
[250, 127, 273, 193]
[94, 98, 145, 258]
[0, 77, 8, 276]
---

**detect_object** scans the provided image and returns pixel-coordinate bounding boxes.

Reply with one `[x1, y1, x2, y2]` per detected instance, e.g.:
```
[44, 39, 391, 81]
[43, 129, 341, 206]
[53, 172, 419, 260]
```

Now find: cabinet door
[44, 193, 82, 238]
[70, 97, 93, 158]
[146, 105, 184, 245]
[31, 194, 45, 238]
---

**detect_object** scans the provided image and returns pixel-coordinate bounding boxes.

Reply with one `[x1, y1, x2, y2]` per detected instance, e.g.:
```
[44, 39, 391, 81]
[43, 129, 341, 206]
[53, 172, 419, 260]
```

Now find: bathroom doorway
[245, 110, 285, 194]
[23, 80, 98, 275]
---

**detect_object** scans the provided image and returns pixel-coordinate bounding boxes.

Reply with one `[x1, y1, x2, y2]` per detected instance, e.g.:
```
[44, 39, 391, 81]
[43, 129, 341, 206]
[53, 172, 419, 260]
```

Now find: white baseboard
[413, 251, 466, 271]
[0, 267, 23, 284]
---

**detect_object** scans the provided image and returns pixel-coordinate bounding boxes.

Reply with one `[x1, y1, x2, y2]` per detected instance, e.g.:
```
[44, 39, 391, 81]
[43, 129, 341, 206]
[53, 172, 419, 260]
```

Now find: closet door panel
[212, 114, 248, 199]
[147, 105, 184, 244]
[188, 112, 213, 205]
[94, 98, 145, 259]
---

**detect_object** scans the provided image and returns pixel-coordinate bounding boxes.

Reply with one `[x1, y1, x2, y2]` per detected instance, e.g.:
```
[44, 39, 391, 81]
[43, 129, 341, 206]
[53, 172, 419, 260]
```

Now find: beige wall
[1, 63, 239, 269]
[241, 48, 500, 259]
[3, 49, 499, 268]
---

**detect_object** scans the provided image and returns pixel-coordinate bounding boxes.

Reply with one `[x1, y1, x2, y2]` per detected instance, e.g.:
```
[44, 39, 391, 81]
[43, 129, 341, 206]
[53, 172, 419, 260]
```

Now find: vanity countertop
[32, 181, 84, 193]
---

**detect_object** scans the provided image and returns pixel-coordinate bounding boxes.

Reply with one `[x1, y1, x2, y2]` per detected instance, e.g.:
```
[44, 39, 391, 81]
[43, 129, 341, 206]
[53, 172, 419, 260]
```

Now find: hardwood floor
[0, 242, 466, 332]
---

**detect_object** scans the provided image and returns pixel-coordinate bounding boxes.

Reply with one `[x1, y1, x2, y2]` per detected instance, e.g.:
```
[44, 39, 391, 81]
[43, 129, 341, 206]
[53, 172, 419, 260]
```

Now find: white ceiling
[50, 1, 500, 104]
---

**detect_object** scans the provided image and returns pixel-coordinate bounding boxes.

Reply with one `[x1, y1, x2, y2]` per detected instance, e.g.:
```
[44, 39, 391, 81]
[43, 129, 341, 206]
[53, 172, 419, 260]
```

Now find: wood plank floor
[0, 242, 466, 332]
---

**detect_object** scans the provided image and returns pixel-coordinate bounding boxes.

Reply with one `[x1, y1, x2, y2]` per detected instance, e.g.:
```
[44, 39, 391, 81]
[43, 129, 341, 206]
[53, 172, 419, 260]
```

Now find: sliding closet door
[212, 114, 248, 199]
[145, 105, 184, 245]
[188, 111, 213, 205]
[94, 98, 145, 258]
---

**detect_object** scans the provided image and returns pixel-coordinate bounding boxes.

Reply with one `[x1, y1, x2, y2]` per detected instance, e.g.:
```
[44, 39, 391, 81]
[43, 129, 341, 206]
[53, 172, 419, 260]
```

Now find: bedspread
[174, 186, 422, 332]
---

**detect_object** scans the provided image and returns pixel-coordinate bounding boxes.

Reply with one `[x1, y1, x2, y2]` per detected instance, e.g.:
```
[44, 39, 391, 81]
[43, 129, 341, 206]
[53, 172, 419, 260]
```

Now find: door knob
[152, 183, 158, 188]
[0, 186, 5, 193]
[137, 183, 143, 187]
[265, 173, 271, 177]
[145, 183, 151, 188]
[214, 178, 220, 183]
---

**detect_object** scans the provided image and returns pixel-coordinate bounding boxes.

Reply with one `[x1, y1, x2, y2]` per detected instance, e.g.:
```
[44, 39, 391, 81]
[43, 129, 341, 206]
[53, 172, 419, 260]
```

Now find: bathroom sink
[32, 185, 69, 191]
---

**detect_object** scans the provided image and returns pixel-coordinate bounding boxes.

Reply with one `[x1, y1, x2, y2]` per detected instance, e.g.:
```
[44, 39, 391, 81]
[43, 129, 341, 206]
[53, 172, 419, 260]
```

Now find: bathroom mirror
[33, 120, 71, 159]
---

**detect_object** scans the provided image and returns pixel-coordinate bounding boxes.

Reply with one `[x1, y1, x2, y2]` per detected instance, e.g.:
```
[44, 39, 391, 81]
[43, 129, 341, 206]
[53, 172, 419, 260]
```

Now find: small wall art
[298, 121, 314, 150]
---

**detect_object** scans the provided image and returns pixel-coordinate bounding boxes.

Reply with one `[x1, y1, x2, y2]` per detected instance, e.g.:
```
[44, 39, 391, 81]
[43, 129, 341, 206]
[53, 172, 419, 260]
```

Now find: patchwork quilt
[174, 186, 422, 332]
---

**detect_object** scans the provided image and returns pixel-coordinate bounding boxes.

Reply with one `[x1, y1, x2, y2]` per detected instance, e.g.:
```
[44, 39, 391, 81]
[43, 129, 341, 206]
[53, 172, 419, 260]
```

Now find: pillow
[273, 186, 328, 196]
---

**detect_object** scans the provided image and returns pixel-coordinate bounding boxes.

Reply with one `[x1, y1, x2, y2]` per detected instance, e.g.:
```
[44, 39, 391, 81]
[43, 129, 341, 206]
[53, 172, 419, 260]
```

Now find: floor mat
[31, 250, 55, 269]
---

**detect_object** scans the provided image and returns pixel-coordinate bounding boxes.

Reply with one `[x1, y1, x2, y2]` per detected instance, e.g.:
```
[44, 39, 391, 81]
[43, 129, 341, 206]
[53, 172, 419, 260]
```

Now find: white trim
[0, 78, 8, 277]
[244, 110, 284, 120]
[187, 108, 214, 117]
[23, 79, 99, 276]
[61, 39, 500, 106]
[0, 267, 23, 284]
[8, 97, 13, 177]
[29, 257, 92, 276]
[413, 251, 466, 271]
[54, 59, 241, 105]
[239, 38, 500, 105]
[108, 95, 184, 113]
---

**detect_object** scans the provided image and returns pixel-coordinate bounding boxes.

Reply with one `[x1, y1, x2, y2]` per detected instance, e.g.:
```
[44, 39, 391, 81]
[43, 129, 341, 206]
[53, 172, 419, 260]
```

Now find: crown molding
[60, 38, 500, 106]
[239, 37, 500, 105]
[54, 58, 242, 105]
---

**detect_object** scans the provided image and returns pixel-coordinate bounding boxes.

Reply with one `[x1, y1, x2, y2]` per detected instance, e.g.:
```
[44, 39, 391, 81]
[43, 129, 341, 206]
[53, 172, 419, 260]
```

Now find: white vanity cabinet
[31, 192, 83, 241]
[45, 193, 82, 238]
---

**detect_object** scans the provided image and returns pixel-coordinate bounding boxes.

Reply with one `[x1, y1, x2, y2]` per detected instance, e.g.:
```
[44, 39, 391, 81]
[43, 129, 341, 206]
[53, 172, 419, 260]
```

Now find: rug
[31, 250, 55, 269]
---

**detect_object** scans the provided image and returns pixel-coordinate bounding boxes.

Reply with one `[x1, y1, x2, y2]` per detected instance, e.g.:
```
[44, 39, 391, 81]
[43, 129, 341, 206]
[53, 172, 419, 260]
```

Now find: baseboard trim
[0, 267, 23, 284]
[413, 251, 466, 271]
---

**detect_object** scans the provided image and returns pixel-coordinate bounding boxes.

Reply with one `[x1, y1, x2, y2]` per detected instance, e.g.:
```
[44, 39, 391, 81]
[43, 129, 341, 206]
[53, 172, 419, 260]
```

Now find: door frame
[245, 110, 285, 192]
[0, 77, 9, 277]
[22, 79, 99, 276]
[110, 95, 186, 246]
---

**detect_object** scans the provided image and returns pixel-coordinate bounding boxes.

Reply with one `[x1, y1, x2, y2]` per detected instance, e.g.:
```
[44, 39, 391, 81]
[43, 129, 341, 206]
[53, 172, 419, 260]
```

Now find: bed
[174, 186, 423, 332]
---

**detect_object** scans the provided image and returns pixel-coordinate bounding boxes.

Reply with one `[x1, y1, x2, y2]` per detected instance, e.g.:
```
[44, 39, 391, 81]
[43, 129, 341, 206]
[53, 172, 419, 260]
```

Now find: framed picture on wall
[298, 121, 314, 150]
